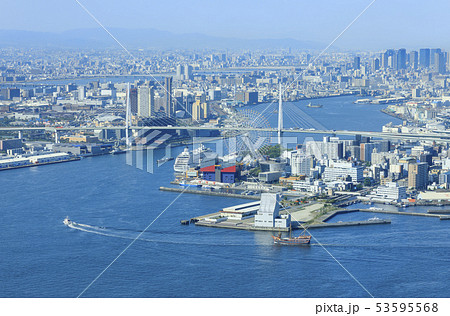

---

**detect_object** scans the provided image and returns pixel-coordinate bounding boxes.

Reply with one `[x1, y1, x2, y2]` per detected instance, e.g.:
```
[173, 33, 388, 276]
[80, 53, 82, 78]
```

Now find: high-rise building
[353, 56, 360, 70]
[360, 142, 379, 162]
[129, 88, 138, 114]
[77, 86, 86, 101]
[430, 48, 441, 66]
[192, 101, 208, 121]
[372, 58, 380, 71]
[322, 137, 343, 160]
[208, 89, 222, 101]
[184, 65, 193, 81]
[408, 162, 428, 190]
[412, 88, 421, 98]
[439, 171, 450, 185]
[176, 65, 184, 80]
[409, 51, 418, 69]
[435, 52, 446, 74]
[290, 152, 313, 176]
[396, 48, 407, 70]
[419, 153, 433, 166]
[382, 49, 395, 68]
[164, 77, 173, 117]
[235, 91, 258, 105]
[419, 48, 430, 68]
[137, 86, 154, 118]
[0, 88, 20, 100]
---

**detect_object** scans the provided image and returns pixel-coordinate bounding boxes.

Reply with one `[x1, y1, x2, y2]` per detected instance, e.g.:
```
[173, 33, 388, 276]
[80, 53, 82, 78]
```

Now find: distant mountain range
[0, 28, 324, 50]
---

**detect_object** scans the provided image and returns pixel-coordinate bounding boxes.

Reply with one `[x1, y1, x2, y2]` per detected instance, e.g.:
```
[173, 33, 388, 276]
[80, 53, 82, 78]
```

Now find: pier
[0, 157, 80, 172]
[159, 186, 260, 200]
[194, 219, 290, 232]
[307, 219, 391, 229]
[185, 205, 450, 234]
[358, 208, 450, 220]
[187, 205, 393, 233]
[427, 209, 450, 214]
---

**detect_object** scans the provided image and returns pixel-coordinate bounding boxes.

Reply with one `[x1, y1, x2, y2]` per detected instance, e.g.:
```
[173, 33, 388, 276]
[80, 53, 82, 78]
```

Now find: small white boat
[157, 157, 174, 164]
[307, 103, 323, 108]
[179, 180, 201, 187]
[63, 216, 72, 226]
[368, 217, 381, 221]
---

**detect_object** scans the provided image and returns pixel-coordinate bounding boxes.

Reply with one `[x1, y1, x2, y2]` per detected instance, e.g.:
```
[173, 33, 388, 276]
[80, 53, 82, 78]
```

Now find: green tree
[260, 144, 281, 158]
[249, 167, 260, 177]
[363, 177, 372, 187]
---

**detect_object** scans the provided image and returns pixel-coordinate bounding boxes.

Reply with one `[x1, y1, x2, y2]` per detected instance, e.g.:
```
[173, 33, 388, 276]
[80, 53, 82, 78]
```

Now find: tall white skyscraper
[137, 86, 154, 118]
[176, 65, 184, 80]
[184, 65, 193, 81]
[77, 86, 86, 101]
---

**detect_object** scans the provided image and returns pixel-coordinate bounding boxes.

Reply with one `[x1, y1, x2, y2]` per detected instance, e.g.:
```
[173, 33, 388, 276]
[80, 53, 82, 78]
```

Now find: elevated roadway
[1, 125, 450, 142]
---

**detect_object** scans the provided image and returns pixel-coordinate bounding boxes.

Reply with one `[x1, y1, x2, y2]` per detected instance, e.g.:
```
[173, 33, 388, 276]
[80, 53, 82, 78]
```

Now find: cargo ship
[272, 229, 311, 245]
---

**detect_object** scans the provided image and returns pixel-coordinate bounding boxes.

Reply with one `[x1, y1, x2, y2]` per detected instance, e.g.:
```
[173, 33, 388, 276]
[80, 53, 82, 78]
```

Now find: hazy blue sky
[1, 0, 450, 50]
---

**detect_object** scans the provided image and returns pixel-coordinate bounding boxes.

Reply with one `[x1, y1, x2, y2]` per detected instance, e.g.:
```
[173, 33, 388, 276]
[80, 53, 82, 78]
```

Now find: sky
[1, 0, 450, 50]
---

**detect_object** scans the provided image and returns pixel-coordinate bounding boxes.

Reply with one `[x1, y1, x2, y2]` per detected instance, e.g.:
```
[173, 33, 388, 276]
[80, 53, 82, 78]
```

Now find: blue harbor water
[2, 96, 449, 298]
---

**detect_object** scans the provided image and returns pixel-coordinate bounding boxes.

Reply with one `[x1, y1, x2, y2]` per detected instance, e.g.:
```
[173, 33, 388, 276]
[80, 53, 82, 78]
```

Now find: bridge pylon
[277, 83, 283, 145]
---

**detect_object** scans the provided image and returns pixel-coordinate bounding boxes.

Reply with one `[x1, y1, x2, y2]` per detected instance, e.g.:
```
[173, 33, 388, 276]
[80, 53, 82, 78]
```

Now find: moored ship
[272, 229, 311, 245]
[173, 145, 217, 173]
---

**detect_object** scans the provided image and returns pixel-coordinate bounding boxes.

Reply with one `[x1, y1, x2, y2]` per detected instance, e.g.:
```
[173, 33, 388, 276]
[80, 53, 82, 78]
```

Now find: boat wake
[64, 219, 449, 250]
[64, 218, 254, 247]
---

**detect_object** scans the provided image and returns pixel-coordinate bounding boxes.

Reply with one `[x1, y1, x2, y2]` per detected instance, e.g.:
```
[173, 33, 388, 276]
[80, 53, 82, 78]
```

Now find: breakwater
[159, 186, 260, 200]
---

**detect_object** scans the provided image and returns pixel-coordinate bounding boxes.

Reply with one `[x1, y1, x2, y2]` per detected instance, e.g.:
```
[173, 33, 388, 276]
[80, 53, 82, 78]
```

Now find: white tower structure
[277, 83, 283, 145]
[125, 83, 131, 148]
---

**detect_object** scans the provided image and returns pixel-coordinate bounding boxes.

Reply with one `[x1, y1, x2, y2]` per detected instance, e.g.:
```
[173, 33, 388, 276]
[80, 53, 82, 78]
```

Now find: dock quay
[189, 212, 222, 223]
[358, 208, 450, 220]
[159, 186, 260, 200]
[319, 209, 359, 223]
[194, 219, 290, 232]
[188, 203, 393, 232]
[427, 209, 450, 214]
[0, 156, 80, 172]
[307, 219, 391, 229]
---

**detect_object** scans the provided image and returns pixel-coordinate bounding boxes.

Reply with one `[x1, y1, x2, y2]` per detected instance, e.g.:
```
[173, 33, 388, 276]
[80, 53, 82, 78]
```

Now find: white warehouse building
[323, 162, 363, 183]
[368, 182, 407, 202]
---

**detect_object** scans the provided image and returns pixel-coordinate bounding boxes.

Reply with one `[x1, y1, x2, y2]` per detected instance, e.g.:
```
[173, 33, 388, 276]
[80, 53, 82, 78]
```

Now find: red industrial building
[200, 165, 241, 183]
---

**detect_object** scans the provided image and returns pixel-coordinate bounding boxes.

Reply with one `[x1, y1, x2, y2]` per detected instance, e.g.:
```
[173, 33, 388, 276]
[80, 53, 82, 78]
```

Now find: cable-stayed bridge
[1, 84, 448, 143]
[1, 125, 450, 143]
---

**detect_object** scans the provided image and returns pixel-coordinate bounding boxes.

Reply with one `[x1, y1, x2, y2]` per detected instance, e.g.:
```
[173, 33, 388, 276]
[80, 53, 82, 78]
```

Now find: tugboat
[272, 227, 312, 245]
